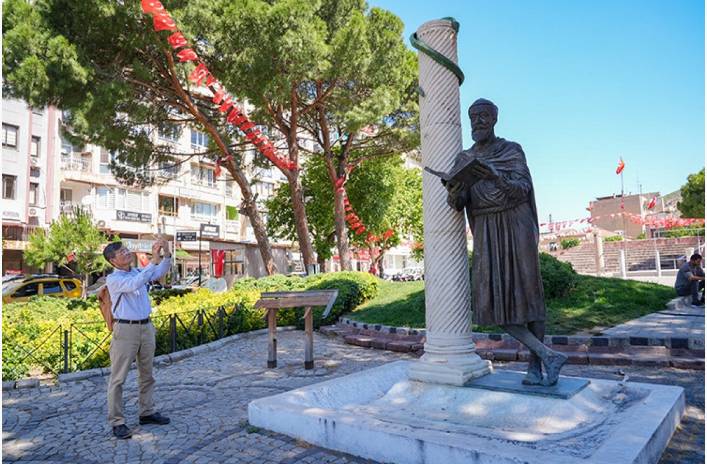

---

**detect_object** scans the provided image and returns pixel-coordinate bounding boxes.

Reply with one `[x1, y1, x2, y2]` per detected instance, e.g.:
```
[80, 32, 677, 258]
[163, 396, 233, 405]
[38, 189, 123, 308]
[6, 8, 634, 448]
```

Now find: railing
[3, 303, 250, 380]
[61, 155, 91, 172]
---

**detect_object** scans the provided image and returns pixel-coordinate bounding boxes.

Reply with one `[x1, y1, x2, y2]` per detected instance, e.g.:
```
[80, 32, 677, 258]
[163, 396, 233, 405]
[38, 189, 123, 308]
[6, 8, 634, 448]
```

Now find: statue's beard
[472, 128, 493, 143]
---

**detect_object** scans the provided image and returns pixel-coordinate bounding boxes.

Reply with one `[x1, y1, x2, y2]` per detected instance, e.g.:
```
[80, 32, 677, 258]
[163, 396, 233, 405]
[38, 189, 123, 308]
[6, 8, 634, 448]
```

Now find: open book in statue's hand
[424, 157, 486, 187]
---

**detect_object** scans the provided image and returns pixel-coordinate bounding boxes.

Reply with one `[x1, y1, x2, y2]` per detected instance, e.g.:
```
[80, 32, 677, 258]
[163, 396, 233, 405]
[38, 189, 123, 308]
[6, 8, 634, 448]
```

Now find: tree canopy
[24, 207, 112, 297]
[677, 168, 704, 219]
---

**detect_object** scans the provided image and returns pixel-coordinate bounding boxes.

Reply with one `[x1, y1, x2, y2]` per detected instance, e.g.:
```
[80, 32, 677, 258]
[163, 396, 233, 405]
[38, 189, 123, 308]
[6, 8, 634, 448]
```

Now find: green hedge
[2, 271, 379, 380]
[560, 238, 581, 249]
[539, 252, 578, 298]
[604, 235, 623, 242]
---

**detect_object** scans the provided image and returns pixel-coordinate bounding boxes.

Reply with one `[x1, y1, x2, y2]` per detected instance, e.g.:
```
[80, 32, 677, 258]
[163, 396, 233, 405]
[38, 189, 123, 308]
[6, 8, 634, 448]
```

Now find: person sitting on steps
[675, 253, 705, 307]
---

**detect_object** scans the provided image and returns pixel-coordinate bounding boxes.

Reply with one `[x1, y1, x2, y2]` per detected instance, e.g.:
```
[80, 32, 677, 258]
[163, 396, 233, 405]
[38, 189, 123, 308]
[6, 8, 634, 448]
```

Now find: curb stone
[337, 317, 702, 349]
[3, 381, 16, 390]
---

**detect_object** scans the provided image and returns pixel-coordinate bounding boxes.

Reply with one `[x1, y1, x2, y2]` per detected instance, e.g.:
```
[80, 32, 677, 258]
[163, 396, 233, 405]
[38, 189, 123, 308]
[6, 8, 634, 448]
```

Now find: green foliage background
[3, 271, 378, 380]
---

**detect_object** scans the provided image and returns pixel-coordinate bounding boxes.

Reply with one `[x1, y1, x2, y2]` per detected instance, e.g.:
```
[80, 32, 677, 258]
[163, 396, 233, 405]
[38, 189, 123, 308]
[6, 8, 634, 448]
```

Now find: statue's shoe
[522, 355, 543, 385]
[542, 351, 568, 386]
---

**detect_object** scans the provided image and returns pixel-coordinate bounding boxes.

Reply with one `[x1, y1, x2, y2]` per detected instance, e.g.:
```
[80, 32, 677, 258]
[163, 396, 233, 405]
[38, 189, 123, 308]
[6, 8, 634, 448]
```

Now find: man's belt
[115, 318, 151, 325]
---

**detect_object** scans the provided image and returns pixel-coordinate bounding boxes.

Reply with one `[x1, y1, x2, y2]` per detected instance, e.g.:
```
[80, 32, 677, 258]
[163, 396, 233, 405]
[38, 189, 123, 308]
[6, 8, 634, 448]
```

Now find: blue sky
[370, 0, 705, 222]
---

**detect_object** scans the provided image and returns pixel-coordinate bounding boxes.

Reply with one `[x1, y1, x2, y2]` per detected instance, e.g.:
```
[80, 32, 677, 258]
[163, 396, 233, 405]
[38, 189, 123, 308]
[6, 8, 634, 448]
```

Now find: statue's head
[468, 98, 498, 143]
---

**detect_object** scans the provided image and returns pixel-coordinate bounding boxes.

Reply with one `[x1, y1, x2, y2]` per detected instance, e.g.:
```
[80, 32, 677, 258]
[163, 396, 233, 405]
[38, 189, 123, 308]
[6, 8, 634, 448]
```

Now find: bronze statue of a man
[445, 98, 567, 386]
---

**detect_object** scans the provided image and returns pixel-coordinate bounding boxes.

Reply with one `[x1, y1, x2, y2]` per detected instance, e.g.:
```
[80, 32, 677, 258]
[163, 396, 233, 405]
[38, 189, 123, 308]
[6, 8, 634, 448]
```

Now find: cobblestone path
[3, 331, 703, 463]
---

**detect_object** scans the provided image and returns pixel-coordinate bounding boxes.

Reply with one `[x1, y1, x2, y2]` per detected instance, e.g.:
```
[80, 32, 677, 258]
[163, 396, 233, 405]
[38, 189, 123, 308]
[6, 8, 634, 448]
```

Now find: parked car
[2, 275, 83, 303]
[393, 267, 424, 282]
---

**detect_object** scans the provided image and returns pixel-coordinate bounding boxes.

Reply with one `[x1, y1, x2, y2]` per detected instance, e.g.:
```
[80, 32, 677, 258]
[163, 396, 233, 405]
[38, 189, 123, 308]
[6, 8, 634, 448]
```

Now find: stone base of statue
[408, 333, 493, 385]
[248, 361, 684, 464]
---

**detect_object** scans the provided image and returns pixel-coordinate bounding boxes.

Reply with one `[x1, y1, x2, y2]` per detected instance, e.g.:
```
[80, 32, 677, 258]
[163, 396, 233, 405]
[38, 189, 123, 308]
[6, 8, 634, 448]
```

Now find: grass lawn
[350, 275, 676, 335]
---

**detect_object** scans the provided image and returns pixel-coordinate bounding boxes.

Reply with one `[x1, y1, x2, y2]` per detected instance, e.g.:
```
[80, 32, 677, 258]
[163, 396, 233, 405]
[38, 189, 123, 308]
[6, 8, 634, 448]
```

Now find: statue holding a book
[427, 98, 567, 386]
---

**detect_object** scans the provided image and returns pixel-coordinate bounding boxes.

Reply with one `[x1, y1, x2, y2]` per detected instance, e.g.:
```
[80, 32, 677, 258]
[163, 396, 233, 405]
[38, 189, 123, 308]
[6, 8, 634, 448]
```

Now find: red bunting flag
[66, 251, 76, 263]
[215, 159, 222, 177]
[188, 63, 212, 86]
[141, 0, 165, 15]
[153, 12, 177, 31]
[647, 196, 657, 209]
[167, 31, 188, 49]
[176, 48, 198, 62]
[615, 158, 625, 175]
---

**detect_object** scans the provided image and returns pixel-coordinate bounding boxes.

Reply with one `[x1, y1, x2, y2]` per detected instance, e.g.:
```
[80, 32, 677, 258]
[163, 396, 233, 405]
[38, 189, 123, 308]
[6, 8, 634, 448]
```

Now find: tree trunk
[287, 175, 316, 272]
[317, 253, 327, 273]
[82, 274, 89, 299]
[229, 167, 276, 275]
[333, 187, 352, 271]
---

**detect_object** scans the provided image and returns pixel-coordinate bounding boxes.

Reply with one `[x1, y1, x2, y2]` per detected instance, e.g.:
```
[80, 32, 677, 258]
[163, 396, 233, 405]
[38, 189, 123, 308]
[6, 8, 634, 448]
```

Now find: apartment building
[2, 98, 293, 279]
[2, 99, 58, 274]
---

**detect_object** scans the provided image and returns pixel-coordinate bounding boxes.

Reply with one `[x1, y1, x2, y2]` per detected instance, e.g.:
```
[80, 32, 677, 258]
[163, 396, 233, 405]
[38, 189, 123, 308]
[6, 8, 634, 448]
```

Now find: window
[60, 136, 74, 155]
[42, 280, 63, 295]
[30, 136, 41, 158]
[29, 183, 39, 206]
[99, 149, 111, 174]
[158, 123, 180, 142]
[60, 188, 73, 204]
[96, 187, 114, 209]
[14, 282, 39, 298]
[2, 124, 18, 148]
[191, 201, 219, 219]
[3, 175, 17, 199]
[226, 205, 239, 221]
[159, 195, 178, 216]
[116, 189, 150, 212]
[30, 167, 40, 178]
[191, 165, 216, 188]
[62, 280, 77, 291]
[191, 130, 209, 148]
[31, 107, 44, 116]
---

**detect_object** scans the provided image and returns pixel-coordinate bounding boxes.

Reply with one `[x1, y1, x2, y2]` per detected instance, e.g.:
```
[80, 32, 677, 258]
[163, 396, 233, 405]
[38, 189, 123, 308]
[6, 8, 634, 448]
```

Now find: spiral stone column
[408, 19, 492, 386]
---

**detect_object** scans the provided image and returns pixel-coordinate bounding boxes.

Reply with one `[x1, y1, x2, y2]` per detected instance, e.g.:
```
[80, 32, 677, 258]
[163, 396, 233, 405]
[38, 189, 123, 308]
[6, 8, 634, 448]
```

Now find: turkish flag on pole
[615, 158, 625, 175]
[647, 196, 657, 209]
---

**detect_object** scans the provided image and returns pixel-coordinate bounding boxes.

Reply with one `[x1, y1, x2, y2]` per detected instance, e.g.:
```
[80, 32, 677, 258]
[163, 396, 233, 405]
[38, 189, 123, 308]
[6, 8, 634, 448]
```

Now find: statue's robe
[448, 137, 546, 326]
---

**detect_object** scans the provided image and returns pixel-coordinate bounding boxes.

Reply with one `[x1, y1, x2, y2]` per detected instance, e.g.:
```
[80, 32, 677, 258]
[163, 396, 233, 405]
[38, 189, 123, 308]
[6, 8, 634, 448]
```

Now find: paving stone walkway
[603, 300, 704, 346]
[2, 331, 704, 464]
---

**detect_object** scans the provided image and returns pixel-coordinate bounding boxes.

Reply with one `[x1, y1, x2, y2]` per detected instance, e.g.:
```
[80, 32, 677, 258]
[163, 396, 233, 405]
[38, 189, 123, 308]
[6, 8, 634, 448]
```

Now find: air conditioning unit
[97, 220, 107, 228]
[28, 208, 38, 216]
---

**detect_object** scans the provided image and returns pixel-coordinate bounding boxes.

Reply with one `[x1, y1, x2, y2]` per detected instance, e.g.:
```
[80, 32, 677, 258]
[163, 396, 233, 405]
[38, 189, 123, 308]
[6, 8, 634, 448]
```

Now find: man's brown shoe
[139, 412, 170, 425]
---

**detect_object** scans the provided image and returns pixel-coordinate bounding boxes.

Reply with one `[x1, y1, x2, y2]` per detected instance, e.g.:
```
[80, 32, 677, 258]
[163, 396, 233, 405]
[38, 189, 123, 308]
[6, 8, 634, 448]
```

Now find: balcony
[61, 155, 91, 173]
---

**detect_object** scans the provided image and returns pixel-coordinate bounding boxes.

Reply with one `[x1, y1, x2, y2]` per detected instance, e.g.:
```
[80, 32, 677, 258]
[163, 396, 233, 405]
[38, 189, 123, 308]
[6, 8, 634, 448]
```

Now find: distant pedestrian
[675, 253, 705, 306]
[102, 239, 172, 439]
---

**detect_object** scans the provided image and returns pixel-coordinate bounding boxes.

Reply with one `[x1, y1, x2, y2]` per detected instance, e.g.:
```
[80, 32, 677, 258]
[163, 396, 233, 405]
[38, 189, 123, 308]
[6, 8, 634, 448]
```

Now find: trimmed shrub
[604, 235, 623, 242]
[466, 252, 576, 300]
[304, 271, 379, 327]
[560, 238, 580, 249]
[150, 288, 194, 305]
[539, 252, 577, 298]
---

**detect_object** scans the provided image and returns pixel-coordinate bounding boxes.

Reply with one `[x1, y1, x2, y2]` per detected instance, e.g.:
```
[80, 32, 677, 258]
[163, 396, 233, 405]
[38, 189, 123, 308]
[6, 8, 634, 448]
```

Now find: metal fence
[3, 303, 249, 380]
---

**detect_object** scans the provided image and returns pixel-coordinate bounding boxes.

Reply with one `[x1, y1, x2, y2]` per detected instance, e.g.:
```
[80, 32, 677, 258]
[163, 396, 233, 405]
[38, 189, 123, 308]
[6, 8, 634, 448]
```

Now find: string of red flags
[140, 1, 296, 172]
[540, 213, 705, 232]
[142, 1, 394, 264]
[343, 195, 394, 245]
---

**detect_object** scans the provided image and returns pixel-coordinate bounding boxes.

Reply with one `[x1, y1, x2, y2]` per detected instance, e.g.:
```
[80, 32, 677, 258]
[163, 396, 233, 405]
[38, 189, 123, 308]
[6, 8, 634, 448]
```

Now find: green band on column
[409, 17, 465, 86]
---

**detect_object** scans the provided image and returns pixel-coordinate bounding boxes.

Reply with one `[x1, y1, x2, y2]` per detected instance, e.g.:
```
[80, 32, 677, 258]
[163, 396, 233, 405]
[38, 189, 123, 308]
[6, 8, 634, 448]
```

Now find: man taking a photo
[103, 239, 172, 439]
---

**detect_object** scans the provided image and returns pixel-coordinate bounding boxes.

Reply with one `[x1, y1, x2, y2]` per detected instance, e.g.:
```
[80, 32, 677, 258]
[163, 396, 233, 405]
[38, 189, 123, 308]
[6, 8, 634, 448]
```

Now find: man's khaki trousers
[107, 321, 157, 426]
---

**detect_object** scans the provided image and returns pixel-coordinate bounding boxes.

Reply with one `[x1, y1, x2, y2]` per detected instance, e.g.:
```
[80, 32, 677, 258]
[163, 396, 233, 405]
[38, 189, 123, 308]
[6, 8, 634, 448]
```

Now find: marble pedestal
[248, 361, 684, 464]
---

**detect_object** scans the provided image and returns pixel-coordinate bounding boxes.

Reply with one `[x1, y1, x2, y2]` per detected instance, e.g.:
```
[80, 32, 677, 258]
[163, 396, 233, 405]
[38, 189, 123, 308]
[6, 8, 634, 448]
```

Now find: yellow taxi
[2, 275, 83, 303]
